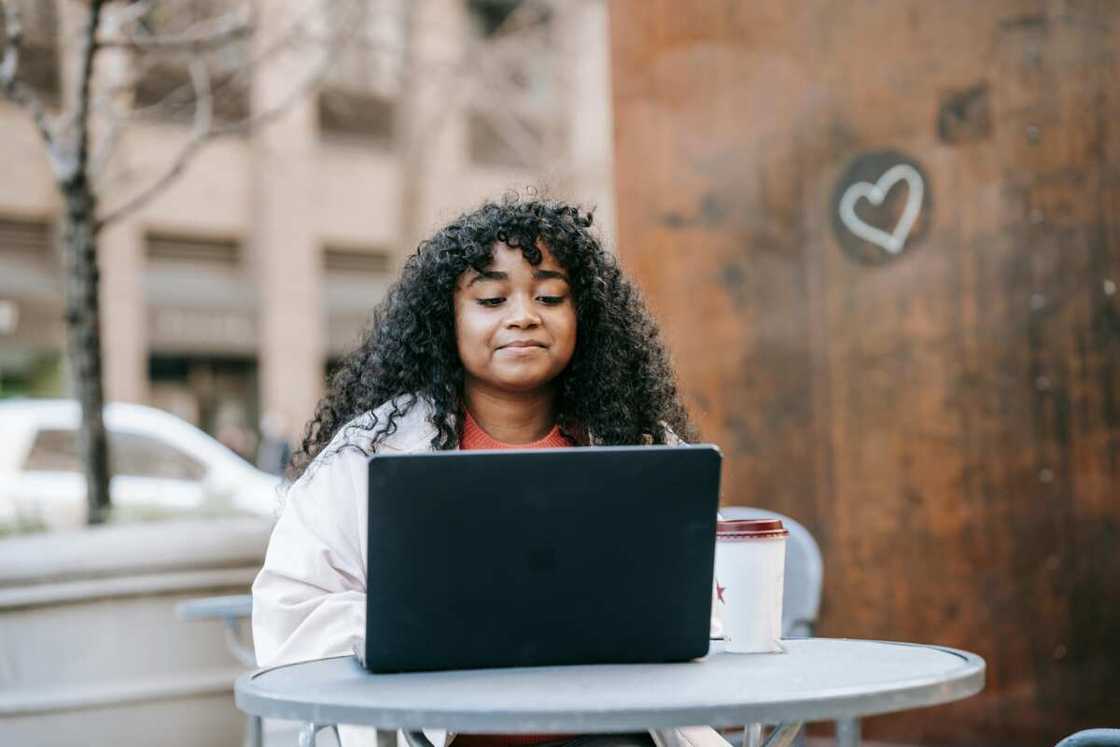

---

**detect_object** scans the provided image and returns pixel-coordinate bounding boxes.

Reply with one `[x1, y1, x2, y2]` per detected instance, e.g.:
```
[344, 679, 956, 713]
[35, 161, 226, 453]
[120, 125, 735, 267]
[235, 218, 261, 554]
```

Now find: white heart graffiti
[838, 164, 925, 255]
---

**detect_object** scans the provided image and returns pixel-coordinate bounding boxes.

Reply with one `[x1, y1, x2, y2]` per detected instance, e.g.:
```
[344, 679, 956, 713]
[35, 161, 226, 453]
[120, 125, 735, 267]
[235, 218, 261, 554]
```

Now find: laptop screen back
[364, 445, 721, 673]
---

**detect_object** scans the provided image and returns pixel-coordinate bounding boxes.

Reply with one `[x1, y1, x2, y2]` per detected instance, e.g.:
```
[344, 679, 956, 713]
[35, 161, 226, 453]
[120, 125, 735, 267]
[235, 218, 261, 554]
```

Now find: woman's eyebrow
[467, 270, 507, 286]
[466, 269, 568, 286]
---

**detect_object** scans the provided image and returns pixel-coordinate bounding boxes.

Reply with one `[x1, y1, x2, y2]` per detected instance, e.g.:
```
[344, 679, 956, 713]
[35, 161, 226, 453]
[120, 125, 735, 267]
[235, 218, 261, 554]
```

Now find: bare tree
[0, 0, 361, 524]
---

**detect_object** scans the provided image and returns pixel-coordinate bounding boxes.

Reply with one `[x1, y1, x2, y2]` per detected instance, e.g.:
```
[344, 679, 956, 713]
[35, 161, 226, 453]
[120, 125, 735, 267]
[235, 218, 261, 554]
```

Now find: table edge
[235, 638, 987, 731]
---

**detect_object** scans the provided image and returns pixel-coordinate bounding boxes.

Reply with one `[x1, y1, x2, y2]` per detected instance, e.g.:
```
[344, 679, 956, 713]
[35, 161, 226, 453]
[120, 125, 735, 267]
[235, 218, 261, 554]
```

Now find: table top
[235, 638, 985, 732]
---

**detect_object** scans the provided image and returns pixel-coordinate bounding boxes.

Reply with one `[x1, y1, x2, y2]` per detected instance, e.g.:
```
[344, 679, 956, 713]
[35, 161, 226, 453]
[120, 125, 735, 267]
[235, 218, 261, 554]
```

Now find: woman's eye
[538, 296, 566, 305]
[477, 297, 505, 307]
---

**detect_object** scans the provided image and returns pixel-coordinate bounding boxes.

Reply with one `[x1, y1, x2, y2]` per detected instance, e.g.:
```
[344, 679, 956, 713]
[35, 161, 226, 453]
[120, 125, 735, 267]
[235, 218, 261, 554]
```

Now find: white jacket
[252, 397, 727, 747]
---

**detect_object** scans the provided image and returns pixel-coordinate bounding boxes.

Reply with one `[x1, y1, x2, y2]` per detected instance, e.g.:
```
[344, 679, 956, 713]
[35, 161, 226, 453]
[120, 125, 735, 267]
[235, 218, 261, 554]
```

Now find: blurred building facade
[0, 0, 616, 455]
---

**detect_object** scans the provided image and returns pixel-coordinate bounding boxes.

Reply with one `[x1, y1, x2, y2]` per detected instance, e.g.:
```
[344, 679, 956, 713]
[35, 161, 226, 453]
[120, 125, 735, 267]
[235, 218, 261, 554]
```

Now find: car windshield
[23, 429, 208, 481]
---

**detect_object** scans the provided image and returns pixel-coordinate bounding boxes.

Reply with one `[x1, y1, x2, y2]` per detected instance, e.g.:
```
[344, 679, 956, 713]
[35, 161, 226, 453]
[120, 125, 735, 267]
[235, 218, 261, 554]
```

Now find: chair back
[1055, 731, 1120, 747]
[718, 506, 823, 638]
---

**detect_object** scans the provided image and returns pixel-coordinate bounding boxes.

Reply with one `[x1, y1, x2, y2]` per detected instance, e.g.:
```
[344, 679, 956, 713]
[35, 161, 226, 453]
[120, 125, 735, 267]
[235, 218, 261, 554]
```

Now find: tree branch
[89, 87, 124, 177]
[99, 4, 251, 54]
[0, 0, 56, 149]
[90, 1, 296, 176]
[107, 0, 316, 124]
[97, 0, 363, 230]
[187, 56, 213, 139]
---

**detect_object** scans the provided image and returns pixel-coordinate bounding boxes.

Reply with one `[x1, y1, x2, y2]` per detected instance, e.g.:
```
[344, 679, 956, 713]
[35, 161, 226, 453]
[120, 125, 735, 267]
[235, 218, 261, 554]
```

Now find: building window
[467, 0, 550, 38]
[146, 232, 240, 266]
[134, 60, 250, 125]
[323, 246, 392, 275]
[322, 245, 393, 357]
[318, 88, 396, 145]
[318, 0, 404, 146]
[0, 216, 55, 265]
[131, 1, 250, 125]
[144, 232, 257, 357]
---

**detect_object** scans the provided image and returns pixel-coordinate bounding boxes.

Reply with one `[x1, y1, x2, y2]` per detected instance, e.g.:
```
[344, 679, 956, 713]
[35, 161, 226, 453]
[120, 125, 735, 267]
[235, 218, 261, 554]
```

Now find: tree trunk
[60, 178, 111, 525]
[394, 0, 423, 264]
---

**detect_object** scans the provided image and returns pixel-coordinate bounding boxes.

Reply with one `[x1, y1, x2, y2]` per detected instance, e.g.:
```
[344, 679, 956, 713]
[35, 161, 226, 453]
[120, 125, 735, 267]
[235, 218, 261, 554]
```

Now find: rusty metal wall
[609, 1, 1120, 743]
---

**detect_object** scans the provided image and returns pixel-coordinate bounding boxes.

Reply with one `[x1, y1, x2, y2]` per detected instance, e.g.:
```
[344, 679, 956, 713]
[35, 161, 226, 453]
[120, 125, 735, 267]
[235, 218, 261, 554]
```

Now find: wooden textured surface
[608, 2, 1120, 744]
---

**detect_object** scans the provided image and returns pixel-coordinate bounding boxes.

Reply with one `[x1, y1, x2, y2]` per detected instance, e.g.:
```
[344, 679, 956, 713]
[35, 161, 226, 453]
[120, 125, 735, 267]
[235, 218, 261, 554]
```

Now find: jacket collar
[367, 396, 441, 453]
[350, 394, 679, 452]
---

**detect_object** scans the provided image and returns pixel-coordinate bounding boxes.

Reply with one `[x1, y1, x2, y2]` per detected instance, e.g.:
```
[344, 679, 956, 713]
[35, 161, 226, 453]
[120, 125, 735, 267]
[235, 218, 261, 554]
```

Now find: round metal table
[235, 639, 985, 747]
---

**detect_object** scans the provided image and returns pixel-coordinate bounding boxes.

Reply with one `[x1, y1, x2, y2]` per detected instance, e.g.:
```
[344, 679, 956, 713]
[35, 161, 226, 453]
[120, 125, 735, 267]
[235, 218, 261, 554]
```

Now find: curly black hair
[288, 194, 695, 481]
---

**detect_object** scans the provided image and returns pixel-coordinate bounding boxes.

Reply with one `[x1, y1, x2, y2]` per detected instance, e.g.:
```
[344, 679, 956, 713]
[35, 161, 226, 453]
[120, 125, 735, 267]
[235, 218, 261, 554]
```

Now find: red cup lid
[717, 518, 788, 538]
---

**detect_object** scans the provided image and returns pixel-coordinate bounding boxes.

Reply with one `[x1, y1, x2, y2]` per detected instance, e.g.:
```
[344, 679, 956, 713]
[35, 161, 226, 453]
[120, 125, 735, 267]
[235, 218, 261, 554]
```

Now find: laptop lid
[364, 445, 721, 673]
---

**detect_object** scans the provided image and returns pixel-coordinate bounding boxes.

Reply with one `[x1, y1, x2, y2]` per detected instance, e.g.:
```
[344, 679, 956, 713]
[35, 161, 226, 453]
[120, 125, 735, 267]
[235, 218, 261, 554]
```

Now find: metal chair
[1056, 730, 1120, 747]
[176, 594, 261, 747]
[177, 594, 255, 666]
[717, 507, 831, 747]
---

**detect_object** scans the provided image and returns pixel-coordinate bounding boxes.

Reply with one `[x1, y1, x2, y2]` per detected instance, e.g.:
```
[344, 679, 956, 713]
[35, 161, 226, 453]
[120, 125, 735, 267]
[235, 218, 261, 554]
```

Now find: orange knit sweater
[460, 411, 574, 451]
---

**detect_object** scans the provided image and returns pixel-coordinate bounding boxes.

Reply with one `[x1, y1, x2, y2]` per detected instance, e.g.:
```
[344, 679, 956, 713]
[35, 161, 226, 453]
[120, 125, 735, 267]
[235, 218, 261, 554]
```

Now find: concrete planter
[0, 517, 272, 747]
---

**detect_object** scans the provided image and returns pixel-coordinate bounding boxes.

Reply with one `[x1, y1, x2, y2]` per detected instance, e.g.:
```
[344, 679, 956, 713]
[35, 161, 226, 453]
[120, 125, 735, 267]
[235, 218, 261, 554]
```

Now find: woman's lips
[499, 341, 547, 349]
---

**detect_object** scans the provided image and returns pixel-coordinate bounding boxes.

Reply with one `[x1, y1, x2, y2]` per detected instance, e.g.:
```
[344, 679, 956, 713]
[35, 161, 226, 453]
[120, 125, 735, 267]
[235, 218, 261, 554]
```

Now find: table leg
[836, 719, 860, 747]
[762, 723, 803, 747]
[404, 730, 437, 747]
[745, 723, 763, 747]
[245, 715, 262, 747]
[299, 722, 337, 747]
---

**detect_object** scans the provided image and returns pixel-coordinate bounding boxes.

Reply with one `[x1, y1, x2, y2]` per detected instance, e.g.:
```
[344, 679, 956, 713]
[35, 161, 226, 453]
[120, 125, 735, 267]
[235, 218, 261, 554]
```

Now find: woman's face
[454, 242, 577, 396]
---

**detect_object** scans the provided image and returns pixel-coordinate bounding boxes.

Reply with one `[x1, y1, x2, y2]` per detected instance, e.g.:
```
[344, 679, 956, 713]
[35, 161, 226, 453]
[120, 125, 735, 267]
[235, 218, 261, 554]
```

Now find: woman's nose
[504, 294, 541, 327]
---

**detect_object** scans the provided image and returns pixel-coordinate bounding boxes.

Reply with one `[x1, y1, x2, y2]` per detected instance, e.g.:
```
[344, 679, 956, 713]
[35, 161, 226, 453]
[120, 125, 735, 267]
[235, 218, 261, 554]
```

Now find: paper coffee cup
[714, 518, 788, 653]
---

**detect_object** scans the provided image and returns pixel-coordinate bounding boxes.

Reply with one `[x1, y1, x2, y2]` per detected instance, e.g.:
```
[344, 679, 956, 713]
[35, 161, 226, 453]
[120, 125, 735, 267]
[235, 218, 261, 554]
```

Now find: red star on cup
[716, 583, 726, 604]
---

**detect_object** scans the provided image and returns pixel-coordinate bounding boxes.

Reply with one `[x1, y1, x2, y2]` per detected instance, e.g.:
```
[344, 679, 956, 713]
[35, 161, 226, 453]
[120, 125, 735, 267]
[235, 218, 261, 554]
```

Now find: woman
[253, 196, 726, 747]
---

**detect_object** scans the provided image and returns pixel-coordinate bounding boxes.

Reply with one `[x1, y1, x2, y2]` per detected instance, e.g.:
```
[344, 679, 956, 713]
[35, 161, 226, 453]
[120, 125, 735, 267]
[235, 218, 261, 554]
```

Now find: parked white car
[0, 399, 283, 531]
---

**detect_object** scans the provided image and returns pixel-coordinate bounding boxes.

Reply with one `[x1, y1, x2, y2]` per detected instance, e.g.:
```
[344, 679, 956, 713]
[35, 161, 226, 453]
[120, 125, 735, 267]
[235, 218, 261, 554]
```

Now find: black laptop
[363, 445, 721, 673]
